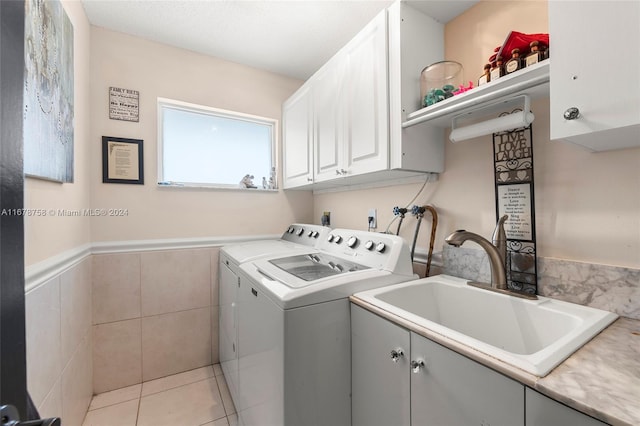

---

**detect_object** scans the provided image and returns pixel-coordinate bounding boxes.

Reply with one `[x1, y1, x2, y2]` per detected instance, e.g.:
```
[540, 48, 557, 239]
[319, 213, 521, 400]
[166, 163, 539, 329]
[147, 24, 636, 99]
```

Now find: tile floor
[82, 364, 237, 426]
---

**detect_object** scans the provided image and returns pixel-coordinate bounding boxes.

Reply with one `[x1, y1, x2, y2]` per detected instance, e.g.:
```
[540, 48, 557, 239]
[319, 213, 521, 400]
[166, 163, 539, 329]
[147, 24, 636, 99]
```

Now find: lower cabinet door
[410, 332, 525, 426]
[351, 304, 411, 426]
[525, 388, 607, 426]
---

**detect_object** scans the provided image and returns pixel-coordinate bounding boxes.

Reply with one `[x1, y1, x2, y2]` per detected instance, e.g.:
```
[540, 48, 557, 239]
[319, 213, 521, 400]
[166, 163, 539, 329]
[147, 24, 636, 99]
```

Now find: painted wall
[314, 0, 640, 269]
[24, 1, 92, 266]
[89, 27, 313, 243]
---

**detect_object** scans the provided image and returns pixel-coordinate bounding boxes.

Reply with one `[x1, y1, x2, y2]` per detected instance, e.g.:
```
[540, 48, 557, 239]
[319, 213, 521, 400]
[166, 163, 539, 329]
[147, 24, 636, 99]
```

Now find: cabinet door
[282, 83, 314, 188]
[344, 10, 389, 177]
[411, 332, 524, 426]
[526, 388, 607, 426]
[351, 305, 410, 426]
[219, 260, 239, 403]
[549, 1, 640, 151]
[314, 57, 346, 183]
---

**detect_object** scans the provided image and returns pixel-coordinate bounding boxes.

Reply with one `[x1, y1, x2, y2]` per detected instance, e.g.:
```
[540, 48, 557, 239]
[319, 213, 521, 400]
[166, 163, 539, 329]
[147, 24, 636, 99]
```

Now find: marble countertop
[350, 297, 640, 426]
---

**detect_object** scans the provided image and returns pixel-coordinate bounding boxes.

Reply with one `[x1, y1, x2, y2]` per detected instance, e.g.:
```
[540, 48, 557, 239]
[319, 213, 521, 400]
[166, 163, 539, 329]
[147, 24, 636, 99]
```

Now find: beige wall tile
[26, 277, 62, 408]
[93, 319, 142, 393]
[211, 248, 220, 307]
[61, 258, 93, 366]
[141, 249, 211, 316]
[211, 305, 220, 365]
[38, 378, 62, 420]
[141, 307, 212, 381]
[62, 333, 93, 426]
[92, 253, 141, 324]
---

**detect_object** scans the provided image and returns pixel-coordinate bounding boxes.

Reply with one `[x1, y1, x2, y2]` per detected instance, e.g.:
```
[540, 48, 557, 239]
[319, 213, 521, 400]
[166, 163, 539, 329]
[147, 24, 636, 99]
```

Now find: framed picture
[102, 136, 144, 184]
[24, 0, 75, 183]
[109, 87, 140, 122]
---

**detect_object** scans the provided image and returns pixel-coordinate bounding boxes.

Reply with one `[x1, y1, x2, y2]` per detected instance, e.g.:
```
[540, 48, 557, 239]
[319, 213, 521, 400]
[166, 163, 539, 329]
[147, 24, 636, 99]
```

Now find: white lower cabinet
[525, 388, 607, 426]
[352, 304, 524, 426]
[411, 332, 524, 425]
[352, 303, 411, 426]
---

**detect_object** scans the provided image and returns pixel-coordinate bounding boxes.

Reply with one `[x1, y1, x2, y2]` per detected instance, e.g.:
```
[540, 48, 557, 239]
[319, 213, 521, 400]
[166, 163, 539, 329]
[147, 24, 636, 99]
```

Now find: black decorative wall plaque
[493, 116, 537, 294]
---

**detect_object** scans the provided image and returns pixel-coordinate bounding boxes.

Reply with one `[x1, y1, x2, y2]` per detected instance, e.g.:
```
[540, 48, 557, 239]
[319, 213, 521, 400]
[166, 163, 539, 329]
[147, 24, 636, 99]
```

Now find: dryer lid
[268, 253, 369, 282]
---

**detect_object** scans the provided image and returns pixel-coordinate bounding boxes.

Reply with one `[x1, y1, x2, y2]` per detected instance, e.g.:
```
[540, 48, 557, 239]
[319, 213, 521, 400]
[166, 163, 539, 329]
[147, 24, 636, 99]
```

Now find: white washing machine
[235, 229, 417, 426]
[219, 224, 330, 406]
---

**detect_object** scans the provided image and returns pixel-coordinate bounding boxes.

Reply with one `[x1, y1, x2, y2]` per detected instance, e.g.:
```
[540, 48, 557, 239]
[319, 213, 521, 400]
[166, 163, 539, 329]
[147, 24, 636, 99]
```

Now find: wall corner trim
[25, 244, 92, 293]
[24, 234, 280, 293]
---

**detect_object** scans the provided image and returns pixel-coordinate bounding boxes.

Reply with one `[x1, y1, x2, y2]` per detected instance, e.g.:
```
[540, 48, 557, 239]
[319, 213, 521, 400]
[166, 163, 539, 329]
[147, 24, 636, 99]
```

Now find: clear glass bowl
[420, 61, 464, 107]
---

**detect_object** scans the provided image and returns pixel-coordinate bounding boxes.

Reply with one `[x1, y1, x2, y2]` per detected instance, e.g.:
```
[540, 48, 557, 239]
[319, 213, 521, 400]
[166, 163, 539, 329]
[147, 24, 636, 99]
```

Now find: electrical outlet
[368, 208, 377, 229]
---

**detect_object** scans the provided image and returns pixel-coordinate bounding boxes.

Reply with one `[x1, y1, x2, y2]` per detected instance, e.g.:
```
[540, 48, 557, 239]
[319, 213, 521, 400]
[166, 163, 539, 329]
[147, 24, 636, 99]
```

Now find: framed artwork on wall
[102, 136, 144, 185]
[24, 0, 75, 183]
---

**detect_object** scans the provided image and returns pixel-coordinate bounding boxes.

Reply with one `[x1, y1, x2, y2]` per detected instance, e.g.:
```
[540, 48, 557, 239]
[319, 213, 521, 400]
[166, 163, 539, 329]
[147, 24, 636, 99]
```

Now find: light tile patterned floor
[82, 364, 237, 426]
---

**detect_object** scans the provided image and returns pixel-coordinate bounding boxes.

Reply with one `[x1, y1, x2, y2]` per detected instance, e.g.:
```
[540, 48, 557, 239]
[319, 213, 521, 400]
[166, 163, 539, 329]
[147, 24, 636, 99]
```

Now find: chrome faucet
[445, 215, 509, 290]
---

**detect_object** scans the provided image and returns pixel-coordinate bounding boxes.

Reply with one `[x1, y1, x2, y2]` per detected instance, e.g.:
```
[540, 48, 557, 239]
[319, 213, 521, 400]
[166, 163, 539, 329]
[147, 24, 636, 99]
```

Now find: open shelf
[403, 59, 550, 129]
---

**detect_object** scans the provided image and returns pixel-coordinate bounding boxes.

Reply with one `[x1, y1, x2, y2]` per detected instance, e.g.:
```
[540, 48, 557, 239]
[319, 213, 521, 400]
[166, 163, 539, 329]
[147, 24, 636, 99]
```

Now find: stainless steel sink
[353, 275, 618, 376]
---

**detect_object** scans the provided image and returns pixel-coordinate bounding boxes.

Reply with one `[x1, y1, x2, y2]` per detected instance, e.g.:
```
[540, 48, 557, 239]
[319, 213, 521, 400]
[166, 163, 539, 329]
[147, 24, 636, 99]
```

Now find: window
[158, 98, 277, 189]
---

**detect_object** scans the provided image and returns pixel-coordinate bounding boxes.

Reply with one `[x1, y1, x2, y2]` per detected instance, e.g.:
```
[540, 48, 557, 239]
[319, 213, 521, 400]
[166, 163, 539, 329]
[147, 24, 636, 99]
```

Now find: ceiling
[81, 0, 479, 80]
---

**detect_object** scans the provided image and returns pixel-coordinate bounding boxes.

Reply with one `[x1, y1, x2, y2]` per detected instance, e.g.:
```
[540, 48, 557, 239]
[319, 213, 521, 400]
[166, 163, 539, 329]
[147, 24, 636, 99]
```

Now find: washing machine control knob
[347, 236, 358, 248]
[296, 228, 305, 236]
[364, 240, 375, 250]
[312, 231, 319, 238]
[334, 235, 343, 244]
[327, 234, 335, 242]
[288, 226, 295, 233]
[375, 242, 386, 253]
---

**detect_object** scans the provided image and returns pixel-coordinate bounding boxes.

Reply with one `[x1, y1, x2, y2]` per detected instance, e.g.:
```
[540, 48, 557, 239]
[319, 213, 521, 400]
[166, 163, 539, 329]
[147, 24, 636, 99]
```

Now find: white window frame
[157, 97, 278, 190]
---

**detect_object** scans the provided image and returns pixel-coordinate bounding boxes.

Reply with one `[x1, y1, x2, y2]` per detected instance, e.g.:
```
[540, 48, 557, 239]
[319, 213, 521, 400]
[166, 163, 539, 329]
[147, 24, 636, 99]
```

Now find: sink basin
[354, 275, 618, 376]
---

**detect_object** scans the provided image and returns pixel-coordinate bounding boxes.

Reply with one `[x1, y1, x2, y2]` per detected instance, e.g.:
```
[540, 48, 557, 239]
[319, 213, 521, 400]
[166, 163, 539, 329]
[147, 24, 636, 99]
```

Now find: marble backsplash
[441, 245, 640, 320]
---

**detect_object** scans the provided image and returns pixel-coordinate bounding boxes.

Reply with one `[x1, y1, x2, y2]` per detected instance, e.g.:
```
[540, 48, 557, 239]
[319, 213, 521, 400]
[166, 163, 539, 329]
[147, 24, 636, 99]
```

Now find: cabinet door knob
[390, 348, 404, 363]
[563, 107, 580, 120]
[307, 177, 313, 182]
[411, 359, 425, 373]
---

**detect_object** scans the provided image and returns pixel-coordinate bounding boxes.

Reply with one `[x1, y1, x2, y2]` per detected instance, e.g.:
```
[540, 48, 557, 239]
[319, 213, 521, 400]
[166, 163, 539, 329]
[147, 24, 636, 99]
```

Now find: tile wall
[25, 257, 93, 426]
[92, 248, 220, 393]
[442, 245, 640, 320]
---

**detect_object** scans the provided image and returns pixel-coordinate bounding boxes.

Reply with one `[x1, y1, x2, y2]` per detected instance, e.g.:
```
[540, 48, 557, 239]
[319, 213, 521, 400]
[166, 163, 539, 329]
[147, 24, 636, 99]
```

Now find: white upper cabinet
[282, 1, 445, 190]
[282, 82, 313, 189]
[343, 10, 389, 178]
[549, 0, 640, 151]
[314, 55, 346, 183]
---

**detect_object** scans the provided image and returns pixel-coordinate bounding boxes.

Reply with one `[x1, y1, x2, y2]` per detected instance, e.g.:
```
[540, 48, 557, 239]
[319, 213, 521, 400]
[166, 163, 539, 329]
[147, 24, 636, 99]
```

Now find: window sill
[156, 182, 278, 192]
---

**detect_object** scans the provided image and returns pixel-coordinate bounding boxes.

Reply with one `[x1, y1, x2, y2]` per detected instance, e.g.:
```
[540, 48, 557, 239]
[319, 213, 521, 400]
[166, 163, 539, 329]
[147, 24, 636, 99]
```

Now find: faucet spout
[492, 215, 508, 271]
[445, 217, 508, 290]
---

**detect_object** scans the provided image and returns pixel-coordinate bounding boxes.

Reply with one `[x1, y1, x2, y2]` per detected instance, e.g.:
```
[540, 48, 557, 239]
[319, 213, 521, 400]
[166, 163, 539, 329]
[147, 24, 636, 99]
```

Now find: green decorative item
[420, 61, 464, 108]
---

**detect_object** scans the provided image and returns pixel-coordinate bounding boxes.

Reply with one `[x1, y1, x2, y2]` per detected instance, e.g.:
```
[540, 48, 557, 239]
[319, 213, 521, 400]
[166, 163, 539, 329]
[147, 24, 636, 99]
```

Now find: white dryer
[235, 229, 417, 426]
[219, 224, 330, 406]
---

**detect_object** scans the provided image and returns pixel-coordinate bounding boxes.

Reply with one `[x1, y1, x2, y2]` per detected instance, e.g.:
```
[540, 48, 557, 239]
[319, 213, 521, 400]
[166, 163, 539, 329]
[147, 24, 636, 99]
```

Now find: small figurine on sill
[240, 174, 257, 188]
